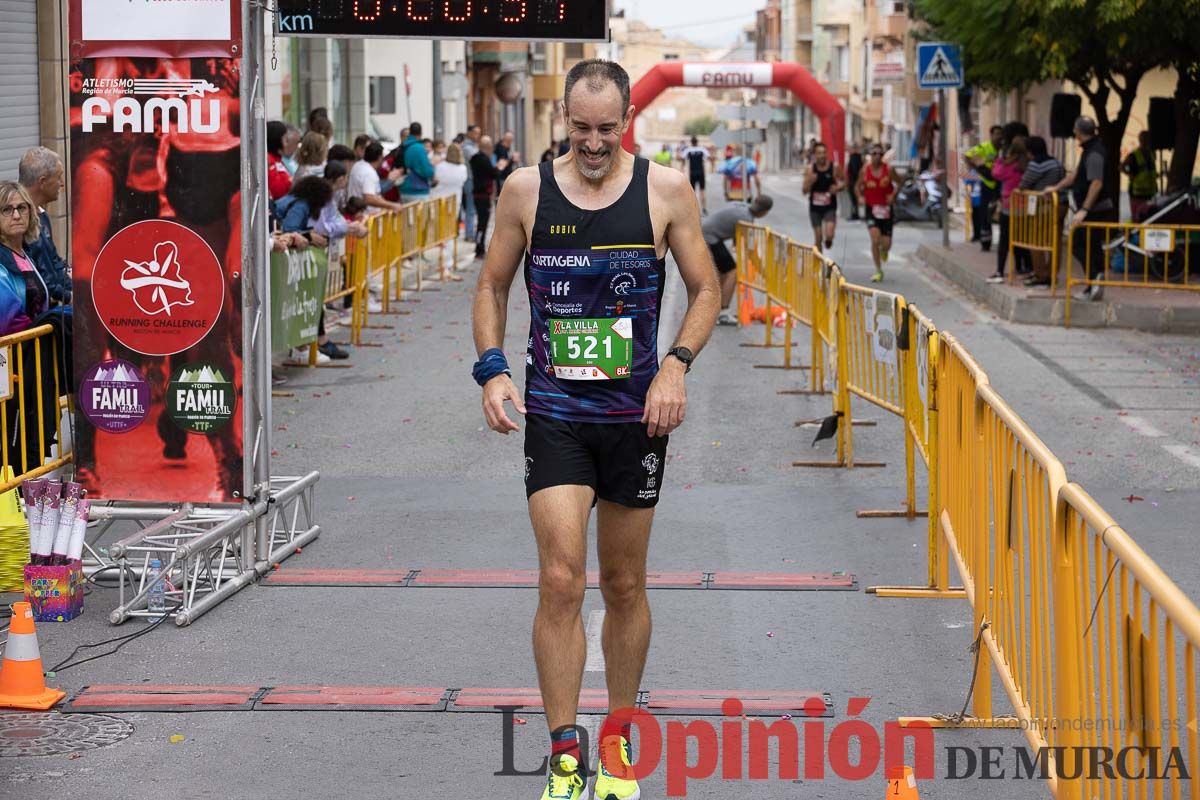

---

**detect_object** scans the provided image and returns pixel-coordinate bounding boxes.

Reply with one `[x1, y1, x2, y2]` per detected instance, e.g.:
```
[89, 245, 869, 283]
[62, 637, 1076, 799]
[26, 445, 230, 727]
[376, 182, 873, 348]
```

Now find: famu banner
[69, 55, 244, 503]
[271, 247, 328, 353]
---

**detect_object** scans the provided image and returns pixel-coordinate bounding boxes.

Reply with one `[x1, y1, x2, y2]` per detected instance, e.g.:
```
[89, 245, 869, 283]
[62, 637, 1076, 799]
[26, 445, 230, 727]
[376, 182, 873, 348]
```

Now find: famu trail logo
[167, 363, 235, 434]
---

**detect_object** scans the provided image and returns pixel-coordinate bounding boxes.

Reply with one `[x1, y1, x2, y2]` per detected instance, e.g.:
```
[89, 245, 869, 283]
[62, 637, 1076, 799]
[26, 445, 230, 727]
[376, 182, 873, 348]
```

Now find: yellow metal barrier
[1008, 189, 1062, 290]
[0, 324, 71, 492]
[1065, 220, 1200, 326]
[1054, 483, 1200, 800]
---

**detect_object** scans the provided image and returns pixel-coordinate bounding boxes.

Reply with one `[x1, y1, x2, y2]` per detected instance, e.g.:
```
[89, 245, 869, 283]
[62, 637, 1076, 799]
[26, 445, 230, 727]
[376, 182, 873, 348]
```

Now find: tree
[683, 115, 718, 138]
[914, 0, 1199, 194]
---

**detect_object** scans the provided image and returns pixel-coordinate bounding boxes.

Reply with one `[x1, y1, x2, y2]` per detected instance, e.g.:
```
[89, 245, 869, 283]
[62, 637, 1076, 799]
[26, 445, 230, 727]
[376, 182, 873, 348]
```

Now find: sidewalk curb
[915, 244, 1200, 334]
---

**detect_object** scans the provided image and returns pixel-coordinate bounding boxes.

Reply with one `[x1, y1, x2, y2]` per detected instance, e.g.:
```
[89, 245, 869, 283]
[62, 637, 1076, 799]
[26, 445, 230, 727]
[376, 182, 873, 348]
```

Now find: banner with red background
[69, 0, 244, 503]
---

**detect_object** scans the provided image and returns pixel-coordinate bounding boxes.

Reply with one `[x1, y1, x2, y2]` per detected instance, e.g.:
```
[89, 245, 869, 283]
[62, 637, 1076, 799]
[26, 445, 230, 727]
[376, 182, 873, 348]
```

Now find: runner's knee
[598, 568, 646, 608]
[539, 563, 587, 611]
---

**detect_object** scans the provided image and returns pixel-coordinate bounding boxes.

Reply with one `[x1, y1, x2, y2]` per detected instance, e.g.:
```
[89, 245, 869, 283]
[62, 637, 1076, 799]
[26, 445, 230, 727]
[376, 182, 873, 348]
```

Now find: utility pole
[432, 41, 444, 142]
[940, 88, 950, 248]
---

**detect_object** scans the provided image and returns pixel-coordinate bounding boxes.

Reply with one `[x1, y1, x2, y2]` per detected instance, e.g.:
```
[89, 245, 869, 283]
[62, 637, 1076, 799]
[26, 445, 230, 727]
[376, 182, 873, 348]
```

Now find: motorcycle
[893, 169, 947, 226]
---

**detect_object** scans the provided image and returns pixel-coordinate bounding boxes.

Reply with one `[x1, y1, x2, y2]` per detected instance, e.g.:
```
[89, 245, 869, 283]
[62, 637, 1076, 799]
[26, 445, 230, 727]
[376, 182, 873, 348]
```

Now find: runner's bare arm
[642, 167, 721, 437]
[803, 168, 817, 193]
[833, 165, 848, 194]
[471, 167, 537, 434]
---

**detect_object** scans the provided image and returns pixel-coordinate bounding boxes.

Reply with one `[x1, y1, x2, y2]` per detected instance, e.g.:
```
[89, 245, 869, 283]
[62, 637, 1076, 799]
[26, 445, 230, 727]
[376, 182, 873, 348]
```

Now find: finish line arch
[623, 62, 846, 165]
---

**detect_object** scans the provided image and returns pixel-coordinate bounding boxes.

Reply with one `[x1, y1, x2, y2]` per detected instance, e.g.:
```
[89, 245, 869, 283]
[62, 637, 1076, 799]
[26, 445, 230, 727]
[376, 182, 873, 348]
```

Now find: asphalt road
[3, 170, 1196, 800]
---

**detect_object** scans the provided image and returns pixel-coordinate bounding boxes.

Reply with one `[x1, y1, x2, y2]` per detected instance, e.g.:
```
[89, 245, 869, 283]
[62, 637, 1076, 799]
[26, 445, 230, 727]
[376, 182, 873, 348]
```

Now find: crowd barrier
[0, 324, 71, 493]
[1065, 220, 1200, 326]
[734, 220, 1200, 798]
[1008, 189, 1063, 290]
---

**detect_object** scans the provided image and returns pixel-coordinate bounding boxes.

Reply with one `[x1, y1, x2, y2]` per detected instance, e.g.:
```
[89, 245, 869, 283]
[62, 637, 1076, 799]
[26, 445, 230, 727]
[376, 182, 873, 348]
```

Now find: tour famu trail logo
[167, 363, 235, 434]
[120, 241, 193, 317]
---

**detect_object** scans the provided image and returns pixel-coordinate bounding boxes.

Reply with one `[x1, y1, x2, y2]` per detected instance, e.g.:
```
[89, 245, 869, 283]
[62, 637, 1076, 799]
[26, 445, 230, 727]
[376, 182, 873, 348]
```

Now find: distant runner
[471, 59, 720, 800]
[681, 136, 710, 214]
[856, 144, 897, 282]
[803, 142, 845, 254]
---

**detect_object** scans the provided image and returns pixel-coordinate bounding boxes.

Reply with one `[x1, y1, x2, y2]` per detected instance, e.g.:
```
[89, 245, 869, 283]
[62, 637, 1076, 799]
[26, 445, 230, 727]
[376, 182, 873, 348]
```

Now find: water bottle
[147, 558, 167, 614]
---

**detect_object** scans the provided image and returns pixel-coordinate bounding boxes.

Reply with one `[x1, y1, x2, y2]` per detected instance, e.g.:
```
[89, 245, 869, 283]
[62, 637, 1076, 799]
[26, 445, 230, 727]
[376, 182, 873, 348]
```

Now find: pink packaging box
[23, 561, 84, 622]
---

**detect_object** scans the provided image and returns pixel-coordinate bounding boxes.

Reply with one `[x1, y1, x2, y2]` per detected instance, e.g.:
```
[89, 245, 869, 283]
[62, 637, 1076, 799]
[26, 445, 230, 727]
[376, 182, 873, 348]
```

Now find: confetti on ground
[513, 718, 527, 725]
[347, 496, 356, 501]
[766, 632, 774, 638]
[169, 735, 185, 744]
[1124, 495, 1145, 503]
[712, 440, 722, 447]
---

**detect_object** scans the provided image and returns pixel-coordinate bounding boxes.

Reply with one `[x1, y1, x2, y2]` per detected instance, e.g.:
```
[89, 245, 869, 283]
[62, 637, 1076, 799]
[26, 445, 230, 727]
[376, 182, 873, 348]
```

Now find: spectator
[462, 125, 481, 160]
[435, 142, 469, 201]
[353, 134, 373, 160]
[989, 135, 1031, 283]
[267, 120, 293, 201]
[557, 138, 571, 157]
[1046, 116, 1118, 302]
[701, 196, 774, 326]
[349, 142, 402, 212]
[461, 125, 482, 240]
[308, 107, 330, 132]
[652, 143, 673, 167]
[431, 139, 447, 164]
[274, 175, 351, 362]
[327, 144, 356, 207]
[17, 147, 71, 304]
[1122, 130, 1157, 222]
[1019, 136, 1066, 288]
[400, 122, 436, 202]
[494, 130, 519, 192]
[309, 116, 334, 144]
[540, 147, 556, 163]
[721, 145, 760, 202]
[964, 125, 1003, 251]
[0, 182, 49, 336]
[0, 180, 62, 472]
[845, 141, 864, 220]
[469, 135, 510, 259]
[294, 131, 329, 180]
[281, 125, 302, 175]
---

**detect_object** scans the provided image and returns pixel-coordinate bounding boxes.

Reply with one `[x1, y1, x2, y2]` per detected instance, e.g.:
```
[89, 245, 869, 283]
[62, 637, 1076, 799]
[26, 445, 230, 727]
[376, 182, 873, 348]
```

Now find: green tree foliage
[915, 0, 1200, 189]
[683, 115, 718, 137]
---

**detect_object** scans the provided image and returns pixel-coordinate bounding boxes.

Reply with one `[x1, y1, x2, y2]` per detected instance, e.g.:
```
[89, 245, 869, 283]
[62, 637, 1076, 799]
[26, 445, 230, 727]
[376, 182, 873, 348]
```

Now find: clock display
[276, 0, 608, 41]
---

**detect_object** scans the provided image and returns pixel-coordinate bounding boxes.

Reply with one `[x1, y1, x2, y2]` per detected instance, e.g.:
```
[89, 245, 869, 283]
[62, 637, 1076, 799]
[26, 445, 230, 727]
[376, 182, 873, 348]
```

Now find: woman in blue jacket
[0, 181, 50, 336]
[0, 181, 61, 474]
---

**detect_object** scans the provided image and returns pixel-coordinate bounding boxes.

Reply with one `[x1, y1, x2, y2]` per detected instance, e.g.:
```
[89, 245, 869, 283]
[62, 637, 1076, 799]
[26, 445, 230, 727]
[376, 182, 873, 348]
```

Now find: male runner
[680, 136, 709, 214]
[471, 59, 720, 800]
[856, 144, 897, 282]
[702, 196, 774, 325]
[802, 142, 845, 253]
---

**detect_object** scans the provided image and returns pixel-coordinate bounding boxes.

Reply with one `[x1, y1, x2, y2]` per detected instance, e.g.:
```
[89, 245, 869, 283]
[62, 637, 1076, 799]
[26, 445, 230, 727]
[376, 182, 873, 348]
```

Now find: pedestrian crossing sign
[917, 43, 963, 89]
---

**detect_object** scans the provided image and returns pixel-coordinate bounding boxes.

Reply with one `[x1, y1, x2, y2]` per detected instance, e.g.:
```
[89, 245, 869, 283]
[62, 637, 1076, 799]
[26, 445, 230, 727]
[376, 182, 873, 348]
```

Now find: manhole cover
[0, 713, 133, 757]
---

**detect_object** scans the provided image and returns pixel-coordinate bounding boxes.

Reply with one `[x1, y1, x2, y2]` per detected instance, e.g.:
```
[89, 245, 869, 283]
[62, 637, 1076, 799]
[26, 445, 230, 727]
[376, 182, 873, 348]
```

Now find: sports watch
[665, 346, 694, 372]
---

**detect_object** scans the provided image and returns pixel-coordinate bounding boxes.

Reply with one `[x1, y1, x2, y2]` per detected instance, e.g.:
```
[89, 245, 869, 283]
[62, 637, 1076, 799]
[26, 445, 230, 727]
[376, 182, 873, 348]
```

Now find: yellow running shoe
[541, 754, 590, 800]
[871, 270, 884, 282]
[594, 736, 641, 800]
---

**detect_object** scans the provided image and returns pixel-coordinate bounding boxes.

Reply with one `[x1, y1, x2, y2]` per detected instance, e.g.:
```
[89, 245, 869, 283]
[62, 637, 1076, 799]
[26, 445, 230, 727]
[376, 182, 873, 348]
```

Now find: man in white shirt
[348, 141, 403, 212]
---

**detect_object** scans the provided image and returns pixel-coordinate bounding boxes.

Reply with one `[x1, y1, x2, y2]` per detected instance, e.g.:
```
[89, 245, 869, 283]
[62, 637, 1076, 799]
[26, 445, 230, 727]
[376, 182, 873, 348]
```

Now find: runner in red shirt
[856, 144, 897, 282]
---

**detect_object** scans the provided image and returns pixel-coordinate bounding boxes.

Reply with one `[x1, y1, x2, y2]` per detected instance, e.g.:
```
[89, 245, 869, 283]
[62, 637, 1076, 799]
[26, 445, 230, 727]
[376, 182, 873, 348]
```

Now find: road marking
[1163, 444, 1200, 470]
[585, 610, 606, 672]
[1119, 416, 1169, 438]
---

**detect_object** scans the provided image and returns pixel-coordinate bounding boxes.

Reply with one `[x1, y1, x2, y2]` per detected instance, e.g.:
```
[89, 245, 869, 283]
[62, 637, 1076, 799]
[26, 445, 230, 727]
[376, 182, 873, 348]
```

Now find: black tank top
[809, 163, 837, 211]
[523, 157, 667, 423]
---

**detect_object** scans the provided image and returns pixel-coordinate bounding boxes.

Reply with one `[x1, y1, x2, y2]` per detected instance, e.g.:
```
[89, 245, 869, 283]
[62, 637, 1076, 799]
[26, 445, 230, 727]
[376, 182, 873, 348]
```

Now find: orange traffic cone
[0, 601, 66, 710]
[738, 287, 754, 326]
[885, 765, 920, 799]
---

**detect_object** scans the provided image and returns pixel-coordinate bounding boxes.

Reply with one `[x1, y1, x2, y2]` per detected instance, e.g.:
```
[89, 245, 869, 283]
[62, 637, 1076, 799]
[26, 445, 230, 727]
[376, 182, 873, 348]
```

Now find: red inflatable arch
[623, 62, 846, 164]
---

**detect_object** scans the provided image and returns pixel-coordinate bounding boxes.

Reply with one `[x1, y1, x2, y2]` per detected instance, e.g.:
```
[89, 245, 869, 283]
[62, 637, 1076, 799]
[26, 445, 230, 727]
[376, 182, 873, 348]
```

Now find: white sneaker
[290, 347, 330, 364]
[367, 298, 383, 313]
[717, 311, 739, 326]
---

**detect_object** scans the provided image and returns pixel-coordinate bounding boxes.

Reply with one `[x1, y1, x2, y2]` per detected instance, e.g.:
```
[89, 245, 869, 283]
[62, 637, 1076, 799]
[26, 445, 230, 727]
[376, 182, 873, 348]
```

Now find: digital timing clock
[275, 0, 610, 41]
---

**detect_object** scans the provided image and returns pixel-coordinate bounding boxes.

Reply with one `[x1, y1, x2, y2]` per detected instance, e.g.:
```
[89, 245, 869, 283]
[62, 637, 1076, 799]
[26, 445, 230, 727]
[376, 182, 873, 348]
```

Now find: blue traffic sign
[917, 42, 963, 89]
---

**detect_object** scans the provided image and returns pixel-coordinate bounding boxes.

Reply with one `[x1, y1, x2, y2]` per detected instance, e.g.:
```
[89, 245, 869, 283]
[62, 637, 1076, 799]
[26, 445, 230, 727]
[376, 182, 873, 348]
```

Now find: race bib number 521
[549, 317, 633, 380]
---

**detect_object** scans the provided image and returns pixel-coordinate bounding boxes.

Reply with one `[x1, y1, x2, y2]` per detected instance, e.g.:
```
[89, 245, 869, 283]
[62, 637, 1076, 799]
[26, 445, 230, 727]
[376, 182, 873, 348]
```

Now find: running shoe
[541, 754, 590, 800]
[318, 340, 350, 360]
[870, 271, 884, 283]
[594, 737, 640, 800]
[986, 273, 1004, 284]
[716, 311, 739, 326]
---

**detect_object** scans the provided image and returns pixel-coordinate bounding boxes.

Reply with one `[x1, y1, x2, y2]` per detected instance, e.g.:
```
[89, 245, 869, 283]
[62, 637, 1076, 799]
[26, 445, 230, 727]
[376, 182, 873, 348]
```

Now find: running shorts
[708, 240, 736, 274]
[809, 207, 837, 229]
[690, 172, 706, 191]
[524, 413, 669, 508]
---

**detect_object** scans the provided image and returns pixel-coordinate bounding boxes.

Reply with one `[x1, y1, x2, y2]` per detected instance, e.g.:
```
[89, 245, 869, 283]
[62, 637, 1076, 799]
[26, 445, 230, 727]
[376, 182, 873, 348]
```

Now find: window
[835, 46, 849, 81]
[531, 42, 548, 74]
[564, 42, 585, 60]
[664, 52, 679, 61]
[369, 76, 396, 115]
